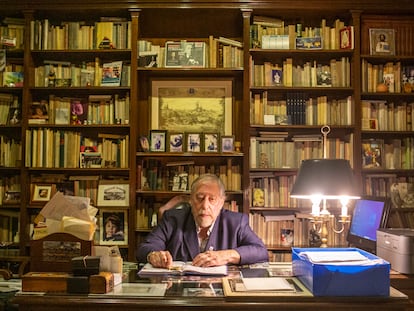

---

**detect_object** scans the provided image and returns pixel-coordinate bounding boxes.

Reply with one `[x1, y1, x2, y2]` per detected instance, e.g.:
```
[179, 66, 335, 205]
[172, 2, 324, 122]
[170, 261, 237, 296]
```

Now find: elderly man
[136, 174, 268, 268]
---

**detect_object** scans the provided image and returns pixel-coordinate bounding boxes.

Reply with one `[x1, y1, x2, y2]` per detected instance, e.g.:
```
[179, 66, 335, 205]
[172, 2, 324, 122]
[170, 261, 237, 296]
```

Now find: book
[340, 26, 354, 49]
[138, 261, 228, 276]
[101, 61, 122, 86]
[362, 139, 384, 168]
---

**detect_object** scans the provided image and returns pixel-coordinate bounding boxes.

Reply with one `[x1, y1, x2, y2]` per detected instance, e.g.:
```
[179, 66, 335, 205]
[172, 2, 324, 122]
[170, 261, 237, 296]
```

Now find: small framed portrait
[97, 183, 129, 207]
[186, 133, 201, 152]
[31, 184, 54, 203]
[100, 210, 128, 245]
[150, 130, 167, 152]
[168, 132, 184, 152]
[221, 135, 234, 153]
[203, 133, 219, 153]
[369, 28, 396, 56]
[138, 136, 150, 152]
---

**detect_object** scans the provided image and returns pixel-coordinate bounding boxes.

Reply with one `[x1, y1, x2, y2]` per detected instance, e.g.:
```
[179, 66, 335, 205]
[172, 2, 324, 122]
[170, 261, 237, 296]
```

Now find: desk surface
[12, 264, 412, 311]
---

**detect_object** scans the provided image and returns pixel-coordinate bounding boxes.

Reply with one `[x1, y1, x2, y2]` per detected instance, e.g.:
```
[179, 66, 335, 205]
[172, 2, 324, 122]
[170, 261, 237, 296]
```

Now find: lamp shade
[290, 159, 360, 199]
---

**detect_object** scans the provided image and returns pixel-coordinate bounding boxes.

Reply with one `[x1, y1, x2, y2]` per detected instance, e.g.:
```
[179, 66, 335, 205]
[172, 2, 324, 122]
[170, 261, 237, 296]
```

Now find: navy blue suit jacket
[136, 204, 269, 265]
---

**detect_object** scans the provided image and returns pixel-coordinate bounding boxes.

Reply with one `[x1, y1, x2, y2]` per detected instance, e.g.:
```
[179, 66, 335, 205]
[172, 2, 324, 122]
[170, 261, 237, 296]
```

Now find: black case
[71, 256, 100, 276]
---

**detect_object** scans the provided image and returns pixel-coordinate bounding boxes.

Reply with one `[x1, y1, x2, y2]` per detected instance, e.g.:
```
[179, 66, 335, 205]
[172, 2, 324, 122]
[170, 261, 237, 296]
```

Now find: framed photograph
[221, 135, 234, 153]
[138, 136, 150, 152]
[100, 210, 128, 245]
[31, 184, 54, 203]
[97, 183, 129, 207]
[186, 133, 201, 152]
[203, 133, 219, 152]
[165, 41, 206, 68]
[362, 139, 384, 168]
[369, 28, 395, 55]
[150, 130, 167, 152]
[151, 80, 232, 135]
[168, 132, 184, 152]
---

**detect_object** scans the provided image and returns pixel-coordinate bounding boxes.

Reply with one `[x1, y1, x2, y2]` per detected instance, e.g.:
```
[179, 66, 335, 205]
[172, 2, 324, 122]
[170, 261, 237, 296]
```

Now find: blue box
[292, 247, 390, 296]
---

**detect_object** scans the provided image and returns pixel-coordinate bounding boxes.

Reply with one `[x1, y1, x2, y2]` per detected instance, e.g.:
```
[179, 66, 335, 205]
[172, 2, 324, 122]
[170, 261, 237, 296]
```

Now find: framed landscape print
[151, 79, 232, 135]
[97, 183, 129, 207]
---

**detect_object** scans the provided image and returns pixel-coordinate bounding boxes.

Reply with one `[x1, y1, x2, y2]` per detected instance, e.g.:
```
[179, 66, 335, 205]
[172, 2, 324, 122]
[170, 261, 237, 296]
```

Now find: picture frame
[100, 210, 128, 245]
[362, 139, 384, 168]
[203, 133, 219, 153]
[221, 135, 234, 153]
[150, 130, 167, 152]
[369, 28, 396, 56]
[31, 184, 54, 203]
[186, 133, 201, 152]
[151, 79, 233, 135]
[168, 132, 184, 152]
[97, 183, 129, 207]
[165, 41, 206, 68]
[138, 135, 150, 152]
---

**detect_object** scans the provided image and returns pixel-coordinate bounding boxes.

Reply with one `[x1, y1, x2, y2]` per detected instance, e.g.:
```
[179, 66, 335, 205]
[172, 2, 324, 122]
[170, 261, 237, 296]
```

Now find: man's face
[190, 182, 224, 229]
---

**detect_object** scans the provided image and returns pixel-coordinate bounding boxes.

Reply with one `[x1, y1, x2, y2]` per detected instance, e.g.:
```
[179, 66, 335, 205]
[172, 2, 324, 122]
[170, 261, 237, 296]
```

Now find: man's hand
[147, 250, 173, 268]
[192, 250, 240, 267]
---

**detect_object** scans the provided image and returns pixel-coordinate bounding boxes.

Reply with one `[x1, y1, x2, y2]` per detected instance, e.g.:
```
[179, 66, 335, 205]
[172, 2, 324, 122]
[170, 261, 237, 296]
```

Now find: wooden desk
[12, 267, 411, 311]
[391, 272, 414, 311]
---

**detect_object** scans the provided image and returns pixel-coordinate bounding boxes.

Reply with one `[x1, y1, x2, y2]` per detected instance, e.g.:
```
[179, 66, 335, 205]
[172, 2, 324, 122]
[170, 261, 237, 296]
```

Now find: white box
[377, 228, 414, 274]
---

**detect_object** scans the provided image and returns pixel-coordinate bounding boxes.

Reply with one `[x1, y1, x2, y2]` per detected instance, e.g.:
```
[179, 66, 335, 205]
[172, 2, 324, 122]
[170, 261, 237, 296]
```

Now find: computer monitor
[346, 196, 391, 254]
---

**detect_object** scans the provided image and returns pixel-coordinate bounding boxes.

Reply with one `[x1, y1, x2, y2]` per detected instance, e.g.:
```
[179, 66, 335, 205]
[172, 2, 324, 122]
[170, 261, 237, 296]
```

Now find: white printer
[377, 228, 414, 274]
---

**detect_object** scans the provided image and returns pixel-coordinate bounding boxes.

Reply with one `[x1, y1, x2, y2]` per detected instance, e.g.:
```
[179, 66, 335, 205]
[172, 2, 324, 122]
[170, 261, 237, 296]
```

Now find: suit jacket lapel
[183, 215, 199, 259]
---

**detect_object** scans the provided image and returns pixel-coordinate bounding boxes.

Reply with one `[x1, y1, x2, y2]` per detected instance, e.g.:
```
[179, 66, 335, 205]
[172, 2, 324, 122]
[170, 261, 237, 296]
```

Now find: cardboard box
[292, 247, 390, 296]
[377, 228, 414, 274]
[22, 272, 68, 292]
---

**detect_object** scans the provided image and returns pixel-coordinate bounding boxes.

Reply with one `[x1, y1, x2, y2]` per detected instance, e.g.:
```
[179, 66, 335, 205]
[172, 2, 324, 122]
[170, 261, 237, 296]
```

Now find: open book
[138, 261, 228, 276]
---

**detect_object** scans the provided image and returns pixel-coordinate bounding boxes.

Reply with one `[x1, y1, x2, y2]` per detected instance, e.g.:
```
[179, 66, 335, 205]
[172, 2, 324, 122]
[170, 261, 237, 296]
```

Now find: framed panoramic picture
[168, 132, 184, 152]
[97, 183, 129, 207]
[186, 133, 201, 152]
[150, 130, 167, 152]
[221, 135, 234, 153]
[151, 79, 233, 136]
[100, 210, 128, 245]
[203, 133, 219, 152]
[369, 28, 396, 55]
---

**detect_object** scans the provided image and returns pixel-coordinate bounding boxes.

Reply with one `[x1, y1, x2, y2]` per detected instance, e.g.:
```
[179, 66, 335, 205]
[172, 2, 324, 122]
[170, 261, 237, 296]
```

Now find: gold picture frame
[151, 79, 233, 135]
[31, 184, 55, 203]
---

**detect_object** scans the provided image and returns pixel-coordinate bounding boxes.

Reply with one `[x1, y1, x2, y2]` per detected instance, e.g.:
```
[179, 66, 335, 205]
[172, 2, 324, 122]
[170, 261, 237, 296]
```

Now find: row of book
[250, 136, 353, 169]
[0, 135, 21, 167]
[137, 160, 241, 192]
[138, 36, 243, 69]
[1, 17, 25, 50]
[363, 175, 414, 198]
[29, 94, 130, 126]
[249, 174, 300, 208]
[362, 137, 414, 170]
[0, 93, 20, 125]
[362, 99, 414, 131]
[25, 129, 129, 168]
[30, 18, 132, 50]
[250, 16, 353, 50]
[250, 92, 353, 126]
[361, 60, 406, 93]
[0, 176, 21, 206]
[34, 59, 130, 87]
[251, 57, 351, 87]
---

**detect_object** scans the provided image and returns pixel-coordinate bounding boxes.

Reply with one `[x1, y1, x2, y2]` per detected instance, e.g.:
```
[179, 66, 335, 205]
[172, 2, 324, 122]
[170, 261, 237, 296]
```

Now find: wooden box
[89, 272, 114, 294]
[22, 272, 68, 292]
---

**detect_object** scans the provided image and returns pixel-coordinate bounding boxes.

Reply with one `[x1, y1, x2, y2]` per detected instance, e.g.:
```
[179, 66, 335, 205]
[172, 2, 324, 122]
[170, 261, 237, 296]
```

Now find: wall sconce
[290, 126, 360, 247]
